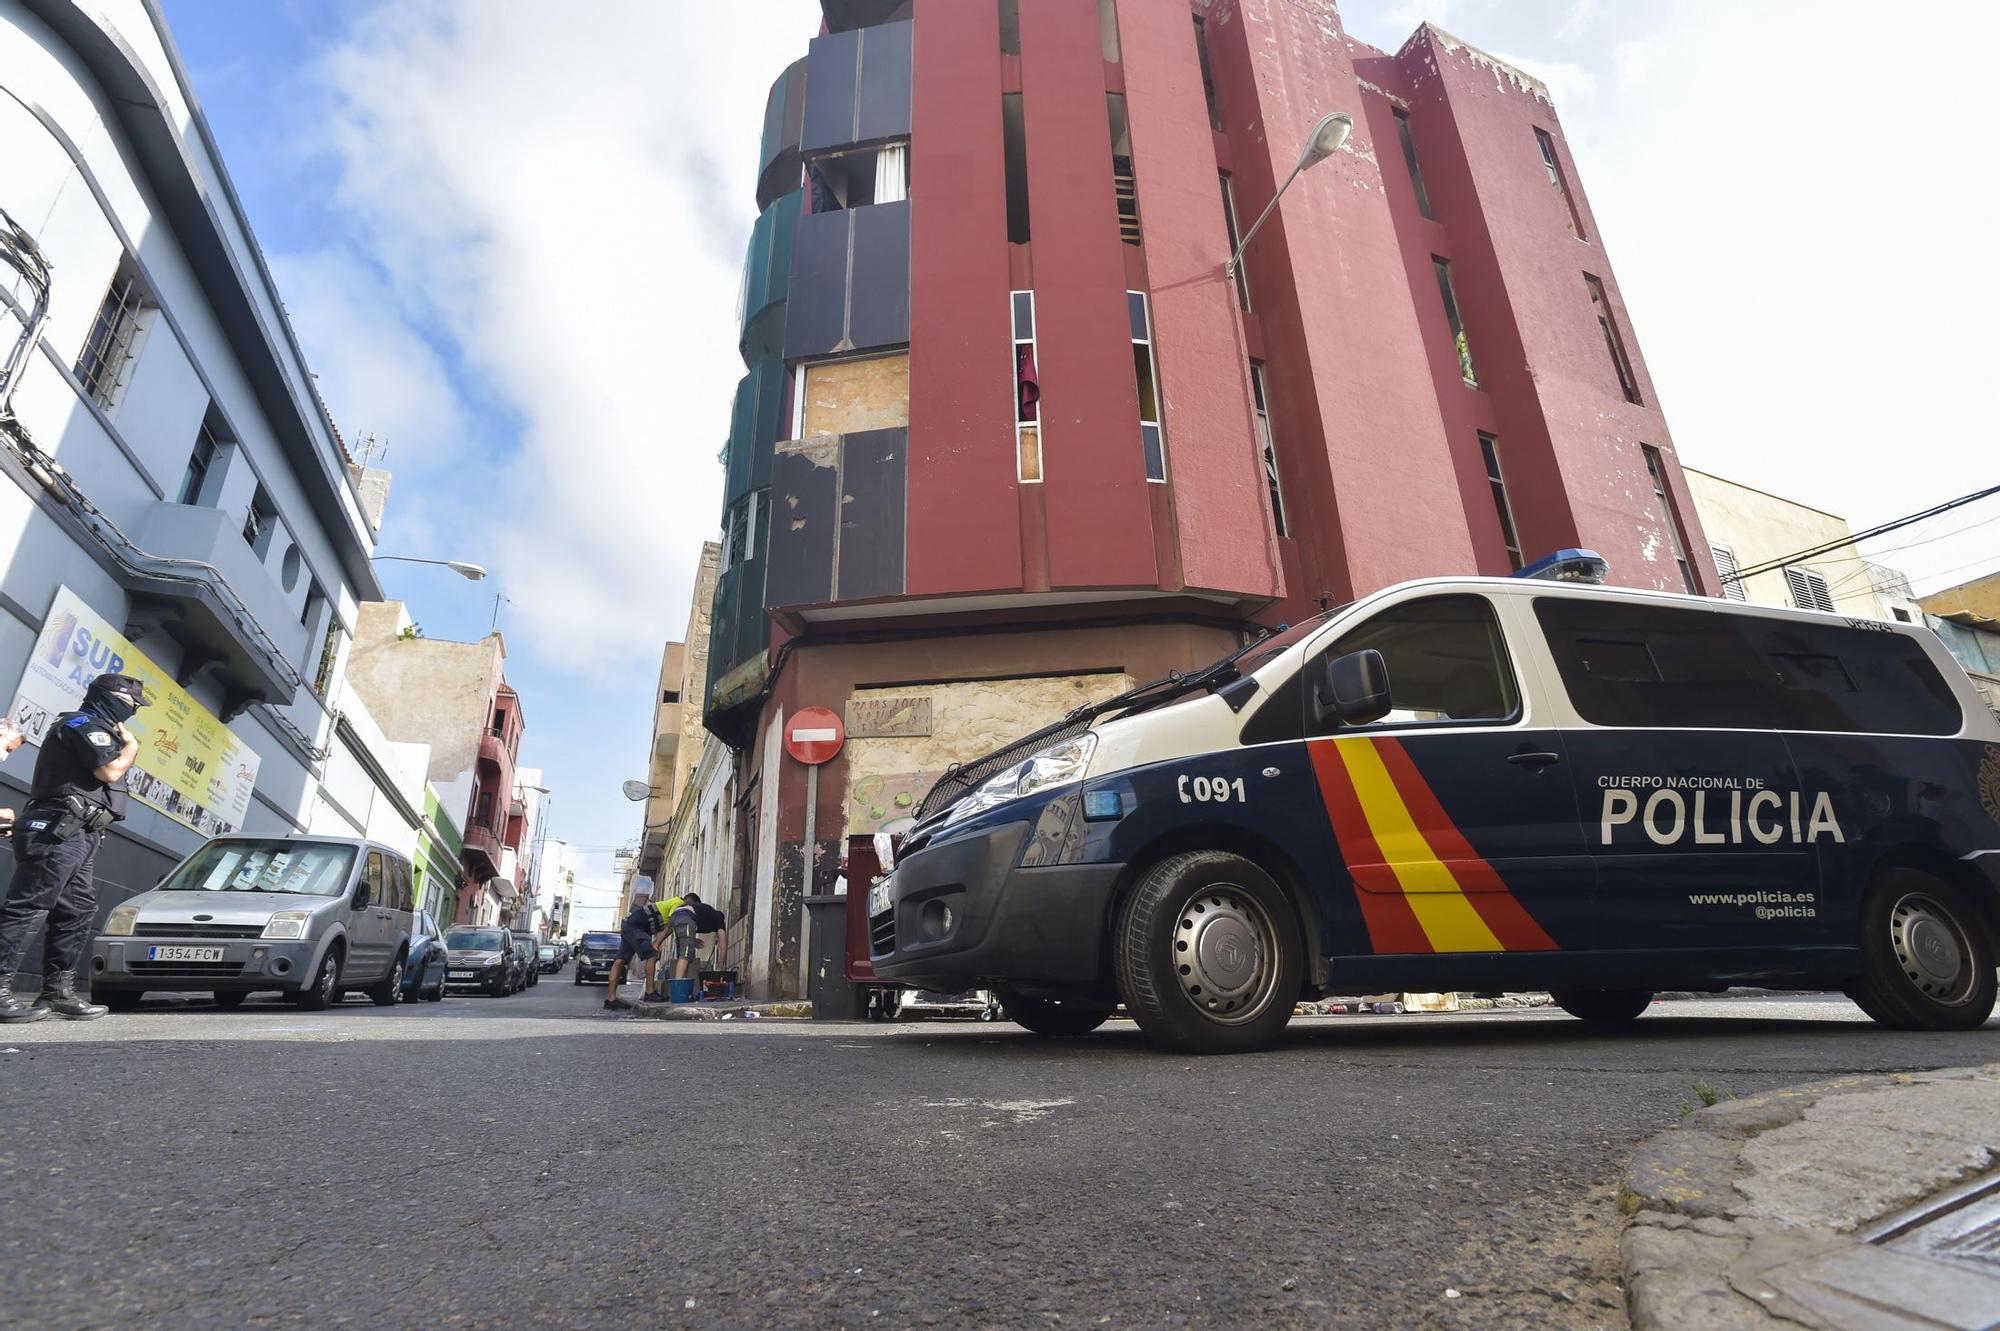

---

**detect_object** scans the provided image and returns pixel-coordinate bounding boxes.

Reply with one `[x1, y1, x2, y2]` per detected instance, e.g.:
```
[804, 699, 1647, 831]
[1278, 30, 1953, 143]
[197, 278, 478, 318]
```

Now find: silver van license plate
[147, 945, 223, 962]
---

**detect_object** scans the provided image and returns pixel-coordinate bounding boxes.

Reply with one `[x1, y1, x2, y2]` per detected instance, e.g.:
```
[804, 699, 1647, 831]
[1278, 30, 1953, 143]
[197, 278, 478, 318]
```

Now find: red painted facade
[715, 0, 1718, 997]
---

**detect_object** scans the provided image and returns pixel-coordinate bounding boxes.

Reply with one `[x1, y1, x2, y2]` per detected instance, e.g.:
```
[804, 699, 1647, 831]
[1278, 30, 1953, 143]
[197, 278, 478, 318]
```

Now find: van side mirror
[1316, 648, 1392, 727]
[351, 883, 372, 911]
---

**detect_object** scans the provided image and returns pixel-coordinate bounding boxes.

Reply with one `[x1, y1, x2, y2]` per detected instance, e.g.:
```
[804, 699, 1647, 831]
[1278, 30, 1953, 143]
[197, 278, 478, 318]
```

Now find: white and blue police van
[869, 552, 2000, 1053]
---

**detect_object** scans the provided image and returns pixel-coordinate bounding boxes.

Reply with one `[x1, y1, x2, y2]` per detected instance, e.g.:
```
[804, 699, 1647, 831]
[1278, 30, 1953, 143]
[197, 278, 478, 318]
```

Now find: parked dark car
[443, 925, 513, 996]
[537, 942, 561, 974]
[401, 912, 448, 1002]
[573, 931, 620, 985]
[509, 934, 539, 989]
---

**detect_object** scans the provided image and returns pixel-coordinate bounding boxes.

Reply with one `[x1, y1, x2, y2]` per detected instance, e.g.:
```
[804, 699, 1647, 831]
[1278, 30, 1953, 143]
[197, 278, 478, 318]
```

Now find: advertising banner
[7, 586, 261, 836]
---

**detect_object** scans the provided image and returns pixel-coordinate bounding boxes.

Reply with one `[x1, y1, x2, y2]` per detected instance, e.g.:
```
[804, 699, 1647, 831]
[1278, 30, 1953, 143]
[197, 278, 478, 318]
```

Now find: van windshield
[1232, 610, 1337, 678]
[447, 928, 506, 950]
[581, 932, 620, 950]
[160, 842, 356, 897]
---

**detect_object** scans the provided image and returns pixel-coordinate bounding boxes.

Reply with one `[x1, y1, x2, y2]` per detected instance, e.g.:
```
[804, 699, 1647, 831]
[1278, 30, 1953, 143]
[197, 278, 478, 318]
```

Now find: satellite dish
[621, 780, 650, 802]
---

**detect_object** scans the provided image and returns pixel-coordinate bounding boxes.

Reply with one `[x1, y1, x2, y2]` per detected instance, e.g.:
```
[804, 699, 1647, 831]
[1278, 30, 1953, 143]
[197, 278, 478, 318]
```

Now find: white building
[0, 0, 427, 977]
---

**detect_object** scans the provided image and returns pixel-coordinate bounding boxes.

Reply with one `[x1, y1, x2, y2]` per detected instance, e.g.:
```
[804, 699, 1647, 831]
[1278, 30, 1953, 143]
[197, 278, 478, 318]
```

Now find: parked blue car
[401, 912, 449, 1002]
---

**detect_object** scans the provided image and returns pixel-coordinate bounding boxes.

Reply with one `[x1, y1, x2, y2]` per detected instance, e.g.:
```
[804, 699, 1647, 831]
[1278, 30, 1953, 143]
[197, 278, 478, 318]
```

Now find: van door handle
[1507, 750, 1562, 768]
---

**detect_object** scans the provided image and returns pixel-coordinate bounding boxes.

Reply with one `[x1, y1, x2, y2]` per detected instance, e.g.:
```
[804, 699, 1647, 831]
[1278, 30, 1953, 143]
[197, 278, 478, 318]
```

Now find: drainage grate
[1866, 1170, 2000, 1274]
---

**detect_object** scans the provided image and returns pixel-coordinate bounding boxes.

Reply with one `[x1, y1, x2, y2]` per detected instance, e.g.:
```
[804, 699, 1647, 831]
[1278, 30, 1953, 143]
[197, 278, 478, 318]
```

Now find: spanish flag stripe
[1307, 741, 1433, 954]
[1370, 739, 1559, 951]
[1333, 739, 1504, 954]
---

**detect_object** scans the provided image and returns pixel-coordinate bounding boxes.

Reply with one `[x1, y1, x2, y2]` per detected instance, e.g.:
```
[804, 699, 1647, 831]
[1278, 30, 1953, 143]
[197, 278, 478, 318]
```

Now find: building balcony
[477, 731, 514, 776]
[722, 357, 786, 509]
[120, 501, 309, 714]
[738, 190, 798, 364]
[703, 557, 770, 744]
[802, 19, 910, 154]
[819, 0, 909, 32]
[462, 817, 501, 878]
[783, 201, 909, 362]
[756, 60, 806, 211]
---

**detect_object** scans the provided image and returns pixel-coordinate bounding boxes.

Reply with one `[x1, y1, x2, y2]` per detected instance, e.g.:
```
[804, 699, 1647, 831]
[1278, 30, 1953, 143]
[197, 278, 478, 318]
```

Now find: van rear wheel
[1847, 869, 1996, 1031]
[1114, 850, 1301, 1055]
[1551, 989, 1653, 1025]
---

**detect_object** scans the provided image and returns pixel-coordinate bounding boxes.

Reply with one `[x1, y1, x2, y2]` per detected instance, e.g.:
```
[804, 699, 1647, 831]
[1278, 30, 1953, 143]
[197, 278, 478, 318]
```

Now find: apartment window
[242, 486, 276, 555]
[1710, 544, 1747, 601]
[1784, 566, 1837, 614]
[1108, 94, 1140, 246]
[663, 688, 681, 704]
[1432, 257, 1476, 385]
[1192, 15, 1222, 131]
[313, 622, 342, 696]
[1012, 290, 1041, 483]
[1641, 444, 1695, 593]
[1394, 109, 1434, 220]
[1098, 0, 1120, 62]
[807, 143, 907, 211]
[1478, 432, 1523, 570]
[1002, 94, 1031, 244]
[1250, 363, 1285, 537]
[999, 0, 1020, 55]
[474, 789, 495, 828]
[178, 412, 225, 506]
[1219, 174, 1250, 310]
[490, 707, 506, 738]
[1534, 127, 1585, 240]
[1129, 291, 1165, 483]
[75, 258, 152, 412]
[299, 580, 325, 631]
[1891, 607, 1913, 623]
[1586, 274, 1641, 404]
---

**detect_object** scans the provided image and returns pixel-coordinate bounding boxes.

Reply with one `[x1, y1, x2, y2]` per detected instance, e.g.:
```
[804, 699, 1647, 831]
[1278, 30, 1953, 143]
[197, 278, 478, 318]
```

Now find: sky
[157, 0, 1998, 871]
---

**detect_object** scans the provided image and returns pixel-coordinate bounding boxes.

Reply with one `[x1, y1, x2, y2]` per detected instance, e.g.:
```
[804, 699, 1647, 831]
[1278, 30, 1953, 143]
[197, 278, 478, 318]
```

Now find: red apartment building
[705, 0, 1713, 996]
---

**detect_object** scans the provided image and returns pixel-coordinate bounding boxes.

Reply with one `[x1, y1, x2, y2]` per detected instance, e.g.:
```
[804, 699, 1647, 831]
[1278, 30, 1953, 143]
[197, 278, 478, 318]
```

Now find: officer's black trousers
[0, 825, 101, 976]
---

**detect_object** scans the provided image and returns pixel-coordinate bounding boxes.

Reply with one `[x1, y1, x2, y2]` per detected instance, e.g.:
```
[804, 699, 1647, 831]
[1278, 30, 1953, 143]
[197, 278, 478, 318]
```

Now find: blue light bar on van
[1513, 548, 1609, 584]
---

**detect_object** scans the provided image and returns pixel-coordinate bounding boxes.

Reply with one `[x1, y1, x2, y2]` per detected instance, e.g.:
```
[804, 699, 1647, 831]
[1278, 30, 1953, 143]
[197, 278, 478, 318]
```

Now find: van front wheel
[1114, 851, 1301, 1054]
[1847, 869, 1996, 1031]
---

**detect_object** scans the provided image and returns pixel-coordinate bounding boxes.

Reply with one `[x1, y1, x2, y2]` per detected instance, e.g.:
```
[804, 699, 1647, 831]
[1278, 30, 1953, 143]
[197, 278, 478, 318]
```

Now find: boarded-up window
[799, 353, 910, 438]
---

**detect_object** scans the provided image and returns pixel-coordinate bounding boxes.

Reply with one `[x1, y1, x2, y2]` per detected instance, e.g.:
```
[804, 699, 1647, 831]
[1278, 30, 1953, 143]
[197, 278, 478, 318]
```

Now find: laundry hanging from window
[1016, 343, 1041, 422]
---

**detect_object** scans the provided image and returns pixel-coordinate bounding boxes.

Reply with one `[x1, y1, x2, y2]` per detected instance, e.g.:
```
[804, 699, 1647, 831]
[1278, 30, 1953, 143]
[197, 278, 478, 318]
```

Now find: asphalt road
[2, 973, 1995, 1330]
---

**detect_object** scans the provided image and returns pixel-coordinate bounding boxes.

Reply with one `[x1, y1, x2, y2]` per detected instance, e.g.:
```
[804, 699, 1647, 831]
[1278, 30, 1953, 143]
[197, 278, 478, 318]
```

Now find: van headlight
[942, 733, 1097, 827]
[103, 904, 140, 936]
[263, 910, 313, 940]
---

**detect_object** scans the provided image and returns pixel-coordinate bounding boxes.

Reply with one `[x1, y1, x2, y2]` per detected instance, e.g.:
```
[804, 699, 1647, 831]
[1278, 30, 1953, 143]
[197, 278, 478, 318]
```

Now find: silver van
[88, 836, 419, 1012]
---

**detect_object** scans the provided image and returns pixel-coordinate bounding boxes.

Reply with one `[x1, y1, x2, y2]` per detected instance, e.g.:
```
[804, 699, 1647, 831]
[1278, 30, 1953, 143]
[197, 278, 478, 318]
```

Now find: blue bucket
[668, 977, 696, 1003]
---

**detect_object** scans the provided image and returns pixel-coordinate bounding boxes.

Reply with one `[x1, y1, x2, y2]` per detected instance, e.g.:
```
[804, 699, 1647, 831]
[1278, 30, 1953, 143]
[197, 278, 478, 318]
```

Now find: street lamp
[1225, 110, 1353, 279]
[373, 554, 488, 580]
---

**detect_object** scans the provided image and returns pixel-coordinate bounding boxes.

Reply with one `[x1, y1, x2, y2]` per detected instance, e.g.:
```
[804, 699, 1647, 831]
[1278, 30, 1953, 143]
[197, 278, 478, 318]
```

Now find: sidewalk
[1621, 1062, 2000, 1330]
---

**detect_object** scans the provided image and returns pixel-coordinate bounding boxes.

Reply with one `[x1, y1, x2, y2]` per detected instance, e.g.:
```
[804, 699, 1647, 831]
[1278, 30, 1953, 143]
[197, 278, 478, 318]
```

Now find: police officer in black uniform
[0, 673, 149, 1022]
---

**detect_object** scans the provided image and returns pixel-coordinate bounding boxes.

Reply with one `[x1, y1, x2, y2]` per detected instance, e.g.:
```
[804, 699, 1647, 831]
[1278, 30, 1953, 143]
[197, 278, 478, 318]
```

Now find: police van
[869, 555, 2000, 1053]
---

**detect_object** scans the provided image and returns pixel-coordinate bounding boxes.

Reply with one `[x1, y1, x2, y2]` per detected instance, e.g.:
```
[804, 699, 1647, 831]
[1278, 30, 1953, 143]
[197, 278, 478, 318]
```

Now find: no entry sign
[785, 706, 845, 765]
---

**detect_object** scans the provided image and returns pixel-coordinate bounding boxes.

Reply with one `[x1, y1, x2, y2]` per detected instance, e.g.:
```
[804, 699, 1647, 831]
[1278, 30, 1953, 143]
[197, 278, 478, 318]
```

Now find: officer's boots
[0, 973, 50, 1023]
[35, 970, 106, 1020]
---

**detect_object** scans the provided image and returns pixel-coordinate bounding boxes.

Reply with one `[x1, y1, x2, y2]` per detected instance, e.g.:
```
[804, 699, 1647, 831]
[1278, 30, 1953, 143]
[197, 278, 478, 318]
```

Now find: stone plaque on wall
[845, 695, 932, 738]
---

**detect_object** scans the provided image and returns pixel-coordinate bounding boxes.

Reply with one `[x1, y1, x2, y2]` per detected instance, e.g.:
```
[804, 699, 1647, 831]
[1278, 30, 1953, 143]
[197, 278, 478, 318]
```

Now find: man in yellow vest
[604, 891, 682, 1010]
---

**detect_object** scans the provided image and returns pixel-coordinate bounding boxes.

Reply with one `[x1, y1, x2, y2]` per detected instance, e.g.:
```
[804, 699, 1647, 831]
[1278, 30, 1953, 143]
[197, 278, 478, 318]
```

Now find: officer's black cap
[88, 673, 151, 707]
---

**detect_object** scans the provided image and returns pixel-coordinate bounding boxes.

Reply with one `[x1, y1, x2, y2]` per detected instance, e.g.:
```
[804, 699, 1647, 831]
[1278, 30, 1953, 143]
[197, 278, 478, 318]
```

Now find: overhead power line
[1721, 482, 2000, 586]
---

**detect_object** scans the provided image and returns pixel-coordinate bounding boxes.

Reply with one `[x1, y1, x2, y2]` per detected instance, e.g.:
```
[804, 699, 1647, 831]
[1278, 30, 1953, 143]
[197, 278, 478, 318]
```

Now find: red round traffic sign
[784, 706, 845, 765]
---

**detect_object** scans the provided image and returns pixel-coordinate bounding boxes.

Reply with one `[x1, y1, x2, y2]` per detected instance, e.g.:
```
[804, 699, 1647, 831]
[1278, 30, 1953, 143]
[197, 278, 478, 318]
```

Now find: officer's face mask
[88, 690, 139, 724]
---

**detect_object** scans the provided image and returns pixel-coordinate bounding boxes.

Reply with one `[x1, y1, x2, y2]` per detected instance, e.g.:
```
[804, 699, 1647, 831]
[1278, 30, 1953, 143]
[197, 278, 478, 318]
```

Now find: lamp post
[372, 555, 488, 580]
[1225, 111, 1353, 280]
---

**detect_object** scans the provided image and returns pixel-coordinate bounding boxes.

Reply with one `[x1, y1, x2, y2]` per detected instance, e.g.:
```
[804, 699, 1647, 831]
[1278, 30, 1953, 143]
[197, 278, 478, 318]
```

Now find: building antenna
[354, 431, 388, 467]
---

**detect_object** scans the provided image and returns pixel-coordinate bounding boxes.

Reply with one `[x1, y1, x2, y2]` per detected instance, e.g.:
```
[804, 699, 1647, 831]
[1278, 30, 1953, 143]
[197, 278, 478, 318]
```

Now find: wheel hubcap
[1172, 885, 1279, 1025]
[1890, 893, 1973, 1003]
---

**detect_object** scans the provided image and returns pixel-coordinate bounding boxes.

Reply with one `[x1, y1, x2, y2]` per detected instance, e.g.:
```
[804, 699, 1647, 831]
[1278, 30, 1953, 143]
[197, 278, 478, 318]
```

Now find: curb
[1619, 1062, 2000, 1329]
[611, 998, 812, 1022]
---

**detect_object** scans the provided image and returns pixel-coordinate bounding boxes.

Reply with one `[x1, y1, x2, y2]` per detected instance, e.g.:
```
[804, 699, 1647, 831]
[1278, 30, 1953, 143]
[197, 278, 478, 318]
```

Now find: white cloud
[1555, 0, 1601, 42]
[288, 0, 823, 673]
